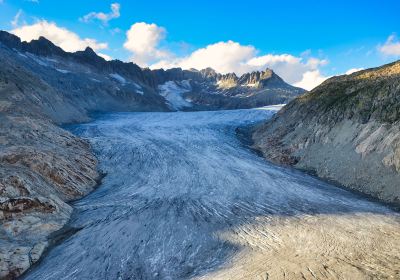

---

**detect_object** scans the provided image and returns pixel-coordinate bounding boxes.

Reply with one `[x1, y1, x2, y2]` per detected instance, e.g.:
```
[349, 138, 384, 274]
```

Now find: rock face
[0, 117, 98, 279]
[252, 61, 400, 206]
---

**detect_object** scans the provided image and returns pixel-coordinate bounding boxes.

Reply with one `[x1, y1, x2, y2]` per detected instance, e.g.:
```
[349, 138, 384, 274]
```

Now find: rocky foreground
[253, 61, 400, 206]
[0, 49, 100, 278]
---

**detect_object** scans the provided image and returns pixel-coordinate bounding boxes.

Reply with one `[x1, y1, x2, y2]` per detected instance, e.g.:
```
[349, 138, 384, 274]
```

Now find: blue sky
[1, 0, 399, 89]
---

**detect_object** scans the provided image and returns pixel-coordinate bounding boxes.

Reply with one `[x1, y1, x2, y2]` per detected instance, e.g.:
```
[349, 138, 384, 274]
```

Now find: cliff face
[252, 61, 400, 206]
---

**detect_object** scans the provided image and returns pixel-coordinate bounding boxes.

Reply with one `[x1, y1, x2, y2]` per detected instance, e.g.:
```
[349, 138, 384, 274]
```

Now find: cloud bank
[10, 20, 108, 52]
[80, 3, 120, 25]
[378, 34, 400, 56]
[124, 22, 328, 90]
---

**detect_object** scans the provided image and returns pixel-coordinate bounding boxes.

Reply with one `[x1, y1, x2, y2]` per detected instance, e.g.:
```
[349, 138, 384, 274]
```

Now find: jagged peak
[199, 67, 218, 77]
[25, 35, 65, 57]
[37, 36, 51, 42]
[33, 36, 60, 49]
[0, 30, 21, 46]
[221, 72, 238, 78]
[201, 67, 217, 73]
[83, 46, 96, 54]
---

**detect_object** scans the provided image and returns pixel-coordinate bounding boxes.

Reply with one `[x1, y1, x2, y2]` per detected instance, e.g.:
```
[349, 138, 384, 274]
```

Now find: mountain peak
[0, 30, 22, 48]
[83, 46, 97, 55]
[234, 68, 286, 89]
[28, 36, 65, 57]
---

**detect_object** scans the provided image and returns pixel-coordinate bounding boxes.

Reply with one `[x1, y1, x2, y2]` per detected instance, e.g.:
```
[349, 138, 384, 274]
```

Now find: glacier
[23, 107, 400, 280]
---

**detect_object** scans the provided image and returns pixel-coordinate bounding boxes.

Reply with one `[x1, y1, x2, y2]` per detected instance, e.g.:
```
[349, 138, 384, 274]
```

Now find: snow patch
[17, 52, 27, 58]
[132, 82, 144, 95]
[256, 104, 285, 111]
[56, 68, 70, 74]
[45, 58, 59, 63]
[26, 53, 49, 67]
[158, 80, 192, 110]
[110, 73, 126, 84]
[242, 83, 258, 88]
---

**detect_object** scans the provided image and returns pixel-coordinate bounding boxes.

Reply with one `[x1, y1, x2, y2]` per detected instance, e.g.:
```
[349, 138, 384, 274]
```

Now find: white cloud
[98, 53, 113, 61]
[345, 68, 364, 75]
[123, 22, 170, 65]
[11, 9, 23, 28]
[81, 3, 120, 25]
[294, 70, 329, 90]
[378, 34, 400, 56]
[10, 20, 108, 52]
[111, 27, 121, 35]
[154, 40, 256, 74]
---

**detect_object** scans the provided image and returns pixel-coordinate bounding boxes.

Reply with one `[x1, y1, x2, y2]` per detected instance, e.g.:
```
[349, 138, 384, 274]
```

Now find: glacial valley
[22, 108, 400, 280]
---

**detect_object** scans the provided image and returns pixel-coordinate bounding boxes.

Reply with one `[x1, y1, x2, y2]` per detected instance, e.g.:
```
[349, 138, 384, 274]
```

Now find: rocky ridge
[0, 30, 304, 112]
[252, 60, 400, 206]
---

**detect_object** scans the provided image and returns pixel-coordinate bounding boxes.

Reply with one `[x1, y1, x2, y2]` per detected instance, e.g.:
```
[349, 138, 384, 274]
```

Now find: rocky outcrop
[0, 117, 98, 279]
[252, 61, 400, 206]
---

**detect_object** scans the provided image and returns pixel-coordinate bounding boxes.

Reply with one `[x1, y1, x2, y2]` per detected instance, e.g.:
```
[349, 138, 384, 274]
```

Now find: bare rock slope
[0, 40, 99, 279]
[253, 61, 400, 206]
[0, 51, 101, 278]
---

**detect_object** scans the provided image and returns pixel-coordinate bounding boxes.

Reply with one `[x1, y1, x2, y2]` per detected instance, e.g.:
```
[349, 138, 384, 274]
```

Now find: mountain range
[0, 30, 304, 121]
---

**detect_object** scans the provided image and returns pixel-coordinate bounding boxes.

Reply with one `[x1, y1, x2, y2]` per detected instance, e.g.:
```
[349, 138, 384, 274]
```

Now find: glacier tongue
[23, 107, 400, 280]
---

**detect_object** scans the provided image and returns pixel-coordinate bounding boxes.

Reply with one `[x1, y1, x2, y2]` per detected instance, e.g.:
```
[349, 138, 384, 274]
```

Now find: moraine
[23, 107, 400, 280]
